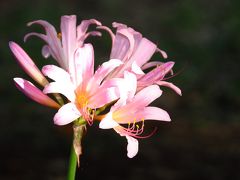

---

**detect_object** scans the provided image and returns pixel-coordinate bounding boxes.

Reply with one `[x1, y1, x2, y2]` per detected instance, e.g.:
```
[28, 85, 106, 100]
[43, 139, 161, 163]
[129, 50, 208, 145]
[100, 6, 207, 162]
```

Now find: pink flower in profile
[9, 41, 60, 109]
[24, 15, 102, 74]
[99, 72, 171, 158]
[98, 22, 181, 95]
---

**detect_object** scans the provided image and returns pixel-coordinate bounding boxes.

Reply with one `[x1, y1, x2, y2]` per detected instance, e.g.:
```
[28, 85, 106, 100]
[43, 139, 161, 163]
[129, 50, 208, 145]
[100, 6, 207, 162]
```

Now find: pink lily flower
[99, 72, 171, 158]
[24, 15, 102, 75]
[98, 22, 181, 95]
[42, 42, 124, 125]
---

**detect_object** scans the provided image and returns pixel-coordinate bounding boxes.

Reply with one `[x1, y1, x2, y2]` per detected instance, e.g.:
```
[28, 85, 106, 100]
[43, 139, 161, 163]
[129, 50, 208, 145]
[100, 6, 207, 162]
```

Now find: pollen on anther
[57, 33, 62, 39]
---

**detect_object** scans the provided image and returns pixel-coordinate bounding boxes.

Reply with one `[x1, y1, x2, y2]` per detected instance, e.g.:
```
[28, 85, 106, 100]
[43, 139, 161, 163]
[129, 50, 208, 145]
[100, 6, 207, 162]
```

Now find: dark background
[1, 0, 240, 179]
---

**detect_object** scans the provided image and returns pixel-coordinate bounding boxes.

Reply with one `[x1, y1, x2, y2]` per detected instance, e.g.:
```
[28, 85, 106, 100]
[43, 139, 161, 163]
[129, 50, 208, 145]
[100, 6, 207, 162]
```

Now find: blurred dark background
[1, 0, 240, 179]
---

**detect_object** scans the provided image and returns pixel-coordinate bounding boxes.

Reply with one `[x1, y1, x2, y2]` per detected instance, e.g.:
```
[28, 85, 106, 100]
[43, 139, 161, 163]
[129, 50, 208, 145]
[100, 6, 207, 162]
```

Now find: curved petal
[87, 59, 122, 91]
[110, 29, 133, 61]
[14, 78, 60, 109]
[141, 61, 164, 70]
[26, 20, 66, 69]
[132, 85, 162, 107]
[54, 103, 81, 125]
[138, 106, 171, 122]
[41, 45, 51, 58]
[24, 32, 48, 43]
[131, 61, 144, 75]
[42, 65, 71, 83]
[97, 25, 115, 45]
[43, 82, 75, 102]
[138, 61, 175, 84]
[9, 42, 48, 86]
[126, 136, 139, 158]
[77, 19, 101, 45]
[99, 112, 119, 129]
[156, 48, 168, 59]
[156, 81, 182, 96]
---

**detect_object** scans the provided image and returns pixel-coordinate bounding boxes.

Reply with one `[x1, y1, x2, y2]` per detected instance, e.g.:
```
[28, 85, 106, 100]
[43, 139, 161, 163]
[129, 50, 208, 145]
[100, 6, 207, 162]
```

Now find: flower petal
[132, 85, 162, 107]
[43, 82, 75, 102]
[110, 29, 133, 61]
[129, 38, 157, 67]
[77, 19, 101, 45]
[54, 103, 81, 125]
[14, 78, 60, 109]
[138, 62, 175, 86]
[131, 61, 144, 75]
[87, 59, 122, 91]
[9, 42, 48, 86]
[41, 45, 51, 58]
[139, 106, 171, 122]
[99, 112, 119, 129]
[73, 44, 94, 87]
[61, 15, 77, 71]
[42, 65, 71, 83]
[26, 20, 66, 69]
[88, 87, 118, 108]
[156, 81, 182, 96]
[126, 136, 139, 158]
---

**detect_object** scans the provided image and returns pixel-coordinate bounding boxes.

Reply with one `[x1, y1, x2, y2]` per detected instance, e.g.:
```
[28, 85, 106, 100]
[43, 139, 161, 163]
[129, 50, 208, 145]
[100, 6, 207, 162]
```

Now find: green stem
[67, 144, 77, 180]
[67, 117, 87, 180]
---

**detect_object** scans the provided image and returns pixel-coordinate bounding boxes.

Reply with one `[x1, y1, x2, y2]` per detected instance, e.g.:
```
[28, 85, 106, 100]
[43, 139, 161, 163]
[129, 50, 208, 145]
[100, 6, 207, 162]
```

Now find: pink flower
[99, 72, 170, 158]
[9, 41, 60, 108]
[42, 43, 124, 125]
[24, 15, 102, 74]
[98, 22, 181, 95]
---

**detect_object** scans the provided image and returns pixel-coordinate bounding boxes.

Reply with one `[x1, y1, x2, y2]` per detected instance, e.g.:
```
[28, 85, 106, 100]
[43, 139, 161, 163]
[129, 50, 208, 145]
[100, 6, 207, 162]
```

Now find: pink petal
[129, 38, 157, 67]
[9, 42, 48, 86]
[110, 28, 134, 61]
[77, 19, 101, 45]
[87, 59, 122, 90]
[123, 71, 137, 100]
[141, 61, 164, 70]
[132, 85, 162, 107]
[139, 106, 171, 122]
[99, 112, 119, 129]
[126, 136, 139, 158]
[97, 25, 115, 45]
[26, 20, 66, 69]
[131, 61, 144, 75]
[156, 81, 182, 96]
[88, 87, 118, 108]
[42, 65, 71, 84]
[156, 48, 168, 59]
[73, 44, 94, 87]
[53, 103, 81, 125]
[61, 15, 77, 71]
[41, 45, 51, 58]
[43, 82, 75, 102]
[138, 61, 175, 84]
[14, 78, 60, 109]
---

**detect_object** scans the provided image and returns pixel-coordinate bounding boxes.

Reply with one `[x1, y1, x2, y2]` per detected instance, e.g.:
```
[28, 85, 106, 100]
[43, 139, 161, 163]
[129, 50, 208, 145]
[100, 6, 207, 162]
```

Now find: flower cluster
[10, 15, 181, 158]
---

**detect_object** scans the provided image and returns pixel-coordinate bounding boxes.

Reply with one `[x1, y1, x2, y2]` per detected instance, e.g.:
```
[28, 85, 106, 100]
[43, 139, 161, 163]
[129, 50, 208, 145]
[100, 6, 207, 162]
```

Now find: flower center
[76, 90, 89, 108]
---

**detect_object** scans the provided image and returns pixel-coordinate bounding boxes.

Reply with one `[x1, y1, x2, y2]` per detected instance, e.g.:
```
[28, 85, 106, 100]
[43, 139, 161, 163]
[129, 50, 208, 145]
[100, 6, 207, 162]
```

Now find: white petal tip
[99, 114, 119, 129]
